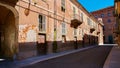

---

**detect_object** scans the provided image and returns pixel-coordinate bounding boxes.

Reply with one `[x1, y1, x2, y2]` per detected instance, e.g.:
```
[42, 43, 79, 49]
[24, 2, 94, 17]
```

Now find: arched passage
[0, 2, 18, 59]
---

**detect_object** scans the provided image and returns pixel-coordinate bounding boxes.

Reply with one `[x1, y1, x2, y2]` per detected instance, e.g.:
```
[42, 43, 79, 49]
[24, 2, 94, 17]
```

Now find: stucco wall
[14, 0, 104, 59]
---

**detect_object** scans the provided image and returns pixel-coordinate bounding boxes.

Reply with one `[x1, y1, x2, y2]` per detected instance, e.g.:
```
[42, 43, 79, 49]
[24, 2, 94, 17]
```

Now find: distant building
[0, 0, 103, 60]
[91, 6, 116, 44]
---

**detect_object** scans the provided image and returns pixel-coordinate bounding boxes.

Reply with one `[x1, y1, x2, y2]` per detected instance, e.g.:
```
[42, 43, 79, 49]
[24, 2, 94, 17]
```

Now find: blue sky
[78, 0, 114, 12]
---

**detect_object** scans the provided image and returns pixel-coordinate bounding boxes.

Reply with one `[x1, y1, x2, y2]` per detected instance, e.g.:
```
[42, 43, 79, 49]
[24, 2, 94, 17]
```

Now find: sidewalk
[103, 46, 120, 68]
[0, 46, 96, 68]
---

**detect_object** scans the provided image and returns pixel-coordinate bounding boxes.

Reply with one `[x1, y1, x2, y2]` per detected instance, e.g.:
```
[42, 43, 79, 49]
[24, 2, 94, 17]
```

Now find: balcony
[97, 28, 100, 35]
[71, 14, 83, 28]
[90, 26, 95, 33]
[97, 31, 100, 35]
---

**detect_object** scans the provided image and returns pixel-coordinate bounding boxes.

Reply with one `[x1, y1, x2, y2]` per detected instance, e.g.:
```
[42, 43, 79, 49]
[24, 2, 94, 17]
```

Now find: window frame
[38, 14, 46, 32]
[74, 28, 77, 36]
[101, 14, 104, 18]
[107, 12, 111, 16]
[87, 18, 91, 26]
[107, 19, 111, 23]
[61, 22, 66, 35]
[61, 0, 65, 12]
[80, 13, 83, 22]
[73, 7, 76, 18]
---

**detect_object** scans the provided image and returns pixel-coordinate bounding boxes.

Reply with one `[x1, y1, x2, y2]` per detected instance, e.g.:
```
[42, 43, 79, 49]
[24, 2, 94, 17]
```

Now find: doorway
[0, 4, 18, 59]
[74, 37, 78, 49]
[108, 35, 113, 44]
[37, 33, 47, 55]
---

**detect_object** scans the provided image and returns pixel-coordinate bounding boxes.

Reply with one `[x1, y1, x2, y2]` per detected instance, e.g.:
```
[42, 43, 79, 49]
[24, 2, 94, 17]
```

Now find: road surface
[22, 46, 112, 68]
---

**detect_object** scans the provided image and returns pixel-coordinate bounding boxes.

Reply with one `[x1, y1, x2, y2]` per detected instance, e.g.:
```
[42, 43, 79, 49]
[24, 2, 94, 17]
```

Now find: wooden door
[74, 37, 78, 49]
[37, 34, 47, 55]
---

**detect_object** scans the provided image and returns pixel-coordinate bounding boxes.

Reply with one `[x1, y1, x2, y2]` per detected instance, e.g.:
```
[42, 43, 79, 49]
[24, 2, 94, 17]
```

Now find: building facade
[114, 0, 120, 46]
[0, 0, 104, 60]
[91, 6, 116, 44]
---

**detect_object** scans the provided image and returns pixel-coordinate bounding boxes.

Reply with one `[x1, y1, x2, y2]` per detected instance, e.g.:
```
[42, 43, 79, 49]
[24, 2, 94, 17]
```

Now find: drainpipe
[53, 0, 57, 53]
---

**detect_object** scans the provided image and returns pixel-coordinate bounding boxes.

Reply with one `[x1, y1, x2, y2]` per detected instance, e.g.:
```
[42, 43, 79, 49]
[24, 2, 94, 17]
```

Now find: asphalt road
[22, 46, 112, 68]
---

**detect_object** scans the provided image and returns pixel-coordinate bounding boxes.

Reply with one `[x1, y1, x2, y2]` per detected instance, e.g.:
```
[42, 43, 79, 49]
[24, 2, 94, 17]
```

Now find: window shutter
[39, 15, 42, 31]
[62, 23, 66, 35]
[42, 15, 46, 31]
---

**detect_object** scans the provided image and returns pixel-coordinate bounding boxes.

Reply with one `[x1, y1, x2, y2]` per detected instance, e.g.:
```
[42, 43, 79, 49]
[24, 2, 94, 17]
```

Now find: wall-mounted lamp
[32, 0, 38, 5]
[24, 0, 31, 16]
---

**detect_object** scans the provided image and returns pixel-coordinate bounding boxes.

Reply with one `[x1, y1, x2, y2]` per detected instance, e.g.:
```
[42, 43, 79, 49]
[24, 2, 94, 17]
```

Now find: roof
[91, 6, 114, 13]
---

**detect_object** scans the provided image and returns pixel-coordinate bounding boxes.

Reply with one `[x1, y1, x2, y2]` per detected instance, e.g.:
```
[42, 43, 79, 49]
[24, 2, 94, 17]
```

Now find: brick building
[91, 6, 116, 44]
[0, 0, 104, 60]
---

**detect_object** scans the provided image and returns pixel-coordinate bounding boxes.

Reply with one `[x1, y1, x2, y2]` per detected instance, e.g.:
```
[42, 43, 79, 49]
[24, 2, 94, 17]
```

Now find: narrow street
[22, 46, 112, 68]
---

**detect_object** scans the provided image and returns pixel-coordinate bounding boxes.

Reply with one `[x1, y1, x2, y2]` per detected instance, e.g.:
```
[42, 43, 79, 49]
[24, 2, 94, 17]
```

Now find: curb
[103, 46, 114, 68]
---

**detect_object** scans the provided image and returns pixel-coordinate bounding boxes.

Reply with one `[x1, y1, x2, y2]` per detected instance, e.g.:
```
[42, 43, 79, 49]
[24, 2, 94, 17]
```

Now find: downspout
[53, 0, 57, 52]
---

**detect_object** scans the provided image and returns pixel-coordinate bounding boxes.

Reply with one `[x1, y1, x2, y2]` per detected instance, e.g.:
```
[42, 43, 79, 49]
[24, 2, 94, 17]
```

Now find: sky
[78, 0, 114, 12]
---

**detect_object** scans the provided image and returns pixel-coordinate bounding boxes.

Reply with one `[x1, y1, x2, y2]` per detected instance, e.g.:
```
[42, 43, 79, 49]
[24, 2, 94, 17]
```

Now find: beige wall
[13, 0, 104, 59]
[16, 0, 104, 46]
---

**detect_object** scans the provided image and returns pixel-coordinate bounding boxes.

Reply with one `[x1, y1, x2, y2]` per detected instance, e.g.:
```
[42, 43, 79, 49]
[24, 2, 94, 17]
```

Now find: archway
[0, 2, 18, 59]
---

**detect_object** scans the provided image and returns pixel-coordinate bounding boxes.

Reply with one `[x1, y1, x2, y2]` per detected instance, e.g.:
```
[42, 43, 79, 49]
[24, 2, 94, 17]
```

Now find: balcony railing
[97, 31, 100, 35]
[70, 14, 83, 28]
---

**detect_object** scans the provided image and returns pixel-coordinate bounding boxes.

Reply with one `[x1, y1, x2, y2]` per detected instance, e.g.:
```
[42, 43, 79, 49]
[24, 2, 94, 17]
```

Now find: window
[82, 29, 84, 37]
[101, 14, 104, 17]
[79, 29, 81, 35]
[95, 15, 98, 18]
[62, 35, 66, 43]
[107, 19, 111, 23]
[73, 7, 76, 18]
[80, 13, 83, 21]
[107, 12, 111, 16]
[87, 18, 91, 26]
[62, 22, 66, 35]
[39, 15, 46, 31]
[74, 28, 77, 36]
[61, 0, 65, 12]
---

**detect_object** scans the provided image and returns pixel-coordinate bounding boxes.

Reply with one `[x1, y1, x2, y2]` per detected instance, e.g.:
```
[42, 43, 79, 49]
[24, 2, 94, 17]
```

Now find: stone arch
[0, 2, 19, 59]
